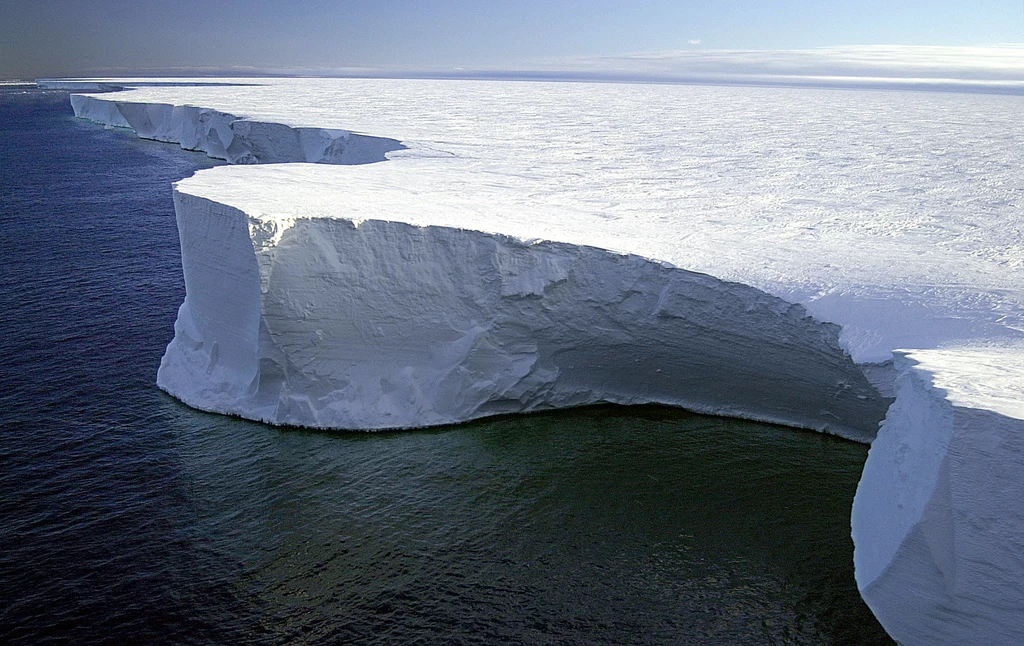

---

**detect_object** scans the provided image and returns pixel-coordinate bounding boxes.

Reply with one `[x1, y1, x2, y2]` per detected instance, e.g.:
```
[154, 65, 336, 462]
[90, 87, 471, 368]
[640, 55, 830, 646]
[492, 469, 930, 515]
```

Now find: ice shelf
[58, 77, 1024, 644]
[159, 169, 886, 439]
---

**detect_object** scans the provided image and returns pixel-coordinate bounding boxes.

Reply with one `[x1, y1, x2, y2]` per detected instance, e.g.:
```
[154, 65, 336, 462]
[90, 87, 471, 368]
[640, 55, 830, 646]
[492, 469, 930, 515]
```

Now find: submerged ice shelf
[63, 77, 1024, 644]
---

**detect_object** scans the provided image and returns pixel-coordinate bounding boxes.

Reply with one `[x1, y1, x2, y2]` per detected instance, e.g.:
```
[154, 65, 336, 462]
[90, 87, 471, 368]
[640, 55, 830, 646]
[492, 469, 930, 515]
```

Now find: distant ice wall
[37, 79, 125, 92]
[70, 93, 405, 165]
[157, 187, 888, 440]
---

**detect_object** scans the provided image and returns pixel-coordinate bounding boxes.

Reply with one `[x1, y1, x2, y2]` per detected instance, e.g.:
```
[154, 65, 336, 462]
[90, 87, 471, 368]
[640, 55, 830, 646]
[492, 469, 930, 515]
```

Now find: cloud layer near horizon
[543, 45, 1024, 81]
[97, 45, 1020, 94]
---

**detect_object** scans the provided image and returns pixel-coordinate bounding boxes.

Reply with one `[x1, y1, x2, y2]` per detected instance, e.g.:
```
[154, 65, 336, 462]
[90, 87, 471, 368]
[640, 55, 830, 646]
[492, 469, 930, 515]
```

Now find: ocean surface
[0, 87, 892, 645]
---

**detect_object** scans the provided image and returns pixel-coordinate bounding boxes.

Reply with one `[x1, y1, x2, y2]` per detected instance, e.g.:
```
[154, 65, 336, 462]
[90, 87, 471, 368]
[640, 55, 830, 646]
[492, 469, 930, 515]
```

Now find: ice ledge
[852, 347, 1024, 645]
[157, 183, 887, 441]
[62, 89, 888, 439]
[68, 92, 405, 165]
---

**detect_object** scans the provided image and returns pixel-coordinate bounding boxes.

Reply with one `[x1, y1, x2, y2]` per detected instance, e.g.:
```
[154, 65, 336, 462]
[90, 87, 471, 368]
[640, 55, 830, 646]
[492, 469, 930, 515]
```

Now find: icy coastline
[70, 93, 405, 165]
[66, 84, 888, 438]
[162, 175, 884, 439]
[62, 78, 1024, 643]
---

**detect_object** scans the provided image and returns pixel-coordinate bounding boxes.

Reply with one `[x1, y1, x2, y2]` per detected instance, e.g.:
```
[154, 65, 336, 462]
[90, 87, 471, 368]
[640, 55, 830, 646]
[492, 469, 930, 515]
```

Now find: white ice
[64, 77, 1024, 364]
[161, 166, 885, 439]
[852, 347, 1024, 645]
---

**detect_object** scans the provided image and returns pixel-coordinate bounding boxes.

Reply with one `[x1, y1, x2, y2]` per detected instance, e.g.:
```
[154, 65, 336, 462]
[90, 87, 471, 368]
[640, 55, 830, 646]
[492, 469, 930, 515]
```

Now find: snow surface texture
[66, 78, 1024, 365]
[161, 177, 884, 438]
[852, 348, 1024, 645]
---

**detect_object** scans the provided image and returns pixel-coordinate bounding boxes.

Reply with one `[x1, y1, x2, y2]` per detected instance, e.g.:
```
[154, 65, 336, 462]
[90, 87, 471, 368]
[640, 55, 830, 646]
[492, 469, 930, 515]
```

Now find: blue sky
[1, 0, 1021, 78]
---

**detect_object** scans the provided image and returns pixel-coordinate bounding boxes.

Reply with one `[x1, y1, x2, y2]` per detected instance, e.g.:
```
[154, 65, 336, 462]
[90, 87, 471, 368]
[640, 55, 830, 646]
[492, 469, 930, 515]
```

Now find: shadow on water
[151, 395, 893, 645]
[0, 87, 892, 645]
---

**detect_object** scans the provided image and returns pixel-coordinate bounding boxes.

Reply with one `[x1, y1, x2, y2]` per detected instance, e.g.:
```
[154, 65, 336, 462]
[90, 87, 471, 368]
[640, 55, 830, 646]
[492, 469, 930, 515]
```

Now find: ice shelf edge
[69, 91, 405, 165]
[157, 186, 888, 441]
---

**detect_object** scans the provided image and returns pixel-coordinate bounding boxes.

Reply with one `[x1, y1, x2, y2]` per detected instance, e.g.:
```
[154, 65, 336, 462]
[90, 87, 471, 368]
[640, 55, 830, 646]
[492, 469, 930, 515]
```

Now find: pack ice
[61, 76, 1024, 644]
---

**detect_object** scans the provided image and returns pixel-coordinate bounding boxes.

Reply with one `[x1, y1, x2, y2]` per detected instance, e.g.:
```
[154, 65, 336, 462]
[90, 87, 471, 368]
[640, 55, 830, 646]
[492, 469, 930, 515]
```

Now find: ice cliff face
[160, 178, 885, 439]
[70, 93, 405, 165]
[66, 87, 886, 439]
[852, 348, 1024, 645]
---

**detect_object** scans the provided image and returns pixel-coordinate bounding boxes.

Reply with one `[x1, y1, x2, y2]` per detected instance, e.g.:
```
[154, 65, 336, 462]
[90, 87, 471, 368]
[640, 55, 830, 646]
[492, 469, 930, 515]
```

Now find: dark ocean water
[0, 88, 892, 645]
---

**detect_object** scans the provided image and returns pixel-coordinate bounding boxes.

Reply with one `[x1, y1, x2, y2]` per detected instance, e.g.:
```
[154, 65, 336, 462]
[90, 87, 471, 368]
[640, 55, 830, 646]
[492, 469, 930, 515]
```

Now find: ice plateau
[162, 167, 884, 438]
[60, 76, 1024, 644]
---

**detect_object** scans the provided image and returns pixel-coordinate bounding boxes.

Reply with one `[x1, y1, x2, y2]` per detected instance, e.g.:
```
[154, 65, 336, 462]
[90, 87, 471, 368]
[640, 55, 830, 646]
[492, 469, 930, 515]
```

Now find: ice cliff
[852, 348, 1024, 645]
[161, 169, 884, 439]
[70, 93, 404, 164]
[67, 86, 887, 439]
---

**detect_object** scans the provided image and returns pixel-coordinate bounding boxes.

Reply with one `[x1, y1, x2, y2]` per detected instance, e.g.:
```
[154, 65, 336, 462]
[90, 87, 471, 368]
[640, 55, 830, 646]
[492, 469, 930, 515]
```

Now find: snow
[852, 347, 1024, 644]
[65, 77, 1024, 365]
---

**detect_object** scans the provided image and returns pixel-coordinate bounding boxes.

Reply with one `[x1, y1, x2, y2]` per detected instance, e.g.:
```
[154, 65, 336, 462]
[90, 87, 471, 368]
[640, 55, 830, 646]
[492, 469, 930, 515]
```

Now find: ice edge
[65, 85, 887, 442]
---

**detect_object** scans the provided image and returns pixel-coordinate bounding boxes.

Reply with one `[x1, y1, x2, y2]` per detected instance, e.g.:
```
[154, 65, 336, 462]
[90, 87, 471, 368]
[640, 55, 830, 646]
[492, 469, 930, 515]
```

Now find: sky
[0, 0, 1022, 79]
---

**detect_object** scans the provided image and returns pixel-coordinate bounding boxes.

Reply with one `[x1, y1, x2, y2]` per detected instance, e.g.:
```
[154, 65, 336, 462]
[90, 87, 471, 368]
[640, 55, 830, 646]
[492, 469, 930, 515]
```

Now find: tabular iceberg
[852, 348, 1024, 645]
[60, 76, 1024, 644]
[70, 93, 404, 165]
[160, 167, 885, 439]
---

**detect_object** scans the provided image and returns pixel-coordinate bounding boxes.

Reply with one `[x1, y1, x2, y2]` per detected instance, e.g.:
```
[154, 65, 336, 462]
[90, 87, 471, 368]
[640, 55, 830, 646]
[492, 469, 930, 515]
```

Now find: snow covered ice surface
[62, 77, 1024, 643]
[163, 167, 884, 439]
[64, 77, 1024, 364]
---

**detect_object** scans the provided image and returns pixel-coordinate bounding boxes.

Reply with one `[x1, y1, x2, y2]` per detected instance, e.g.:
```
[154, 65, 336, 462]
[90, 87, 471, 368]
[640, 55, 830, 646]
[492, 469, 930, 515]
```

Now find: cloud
[551, 45, 1024, 80]
[517, 45, 1024, 93]
[688, 39, 702, 46]
[111, 45, 1022, 96]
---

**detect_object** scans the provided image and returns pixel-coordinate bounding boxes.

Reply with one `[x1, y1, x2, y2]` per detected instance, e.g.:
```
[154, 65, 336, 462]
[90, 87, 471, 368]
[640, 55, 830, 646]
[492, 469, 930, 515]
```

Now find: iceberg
[852, 347, 1024, 644]
[58, 77, 1024, 643]
[70, 93, 404, 165]
[160, 165, 884, 438]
